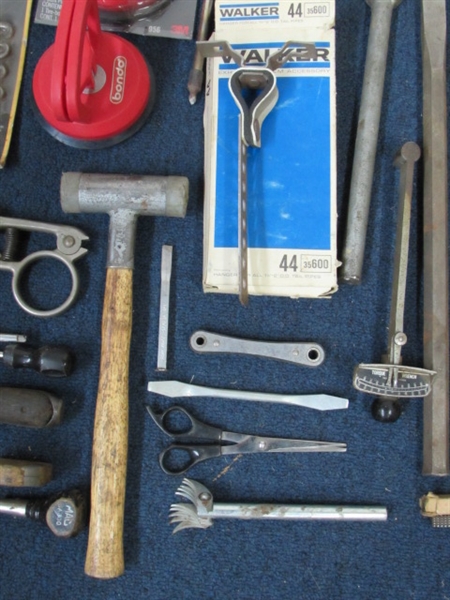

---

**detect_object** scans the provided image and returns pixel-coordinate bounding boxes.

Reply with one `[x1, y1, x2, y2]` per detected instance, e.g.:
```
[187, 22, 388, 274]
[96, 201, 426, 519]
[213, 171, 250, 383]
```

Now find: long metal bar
[421, 0, 449, 476]
[387, 142, 421, 366]
[341, 0, 404, 283]
[156, 245, 173, 371]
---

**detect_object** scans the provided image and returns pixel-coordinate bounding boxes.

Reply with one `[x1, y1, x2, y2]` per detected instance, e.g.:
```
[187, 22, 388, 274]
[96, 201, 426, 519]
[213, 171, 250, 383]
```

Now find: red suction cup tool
[98, 0, 172, 23]
[32, 0, 155, 149]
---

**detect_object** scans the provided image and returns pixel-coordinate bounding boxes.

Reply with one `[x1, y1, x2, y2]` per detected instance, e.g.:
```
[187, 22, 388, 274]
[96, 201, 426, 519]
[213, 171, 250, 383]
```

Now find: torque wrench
[341, 0, 405, 283]
[190, 331, 325, 367]
[353, 142, 435, 422]
[421, 0, 449, 476]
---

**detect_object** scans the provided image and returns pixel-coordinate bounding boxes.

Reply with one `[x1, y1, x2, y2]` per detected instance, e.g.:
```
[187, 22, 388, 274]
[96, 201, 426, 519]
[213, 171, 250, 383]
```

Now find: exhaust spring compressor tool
[0, 215, 88, 317]
[353, 142, 435, 422]
[198, 41, 317, 305]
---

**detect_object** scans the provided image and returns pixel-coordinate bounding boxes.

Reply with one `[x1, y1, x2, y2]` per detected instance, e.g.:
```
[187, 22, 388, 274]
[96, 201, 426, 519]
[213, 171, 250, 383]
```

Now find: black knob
[371, 398, 402, 423]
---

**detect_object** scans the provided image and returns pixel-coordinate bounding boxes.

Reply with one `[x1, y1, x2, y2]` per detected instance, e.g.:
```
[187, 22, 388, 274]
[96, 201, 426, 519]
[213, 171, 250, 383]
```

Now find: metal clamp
[0, 215, 88, 317]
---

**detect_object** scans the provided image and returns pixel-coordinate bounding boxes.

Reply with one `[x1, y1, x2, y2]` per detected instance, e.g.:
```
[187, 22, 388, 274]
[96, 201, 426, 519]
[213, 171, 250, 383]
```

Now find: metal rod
[187, 0, 215, 105]
[387, 142, 421, 366]
[238, 117, 249, 306]
[341, 0, 404, 284]
[156, 245, 173, 371]
[421, 0, 449, 476]
[209, 503, 388, 522]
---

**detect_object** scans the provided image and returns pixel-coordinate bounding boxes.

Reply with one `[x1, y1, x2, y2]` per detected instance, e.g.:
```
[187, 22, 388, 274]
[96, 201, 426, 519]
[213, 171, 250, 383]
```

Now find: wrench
[421, 0, 449, 476]
[190, 331, 325, 367]
[341, 0, 404, 283]
[353, 142, 436, 421]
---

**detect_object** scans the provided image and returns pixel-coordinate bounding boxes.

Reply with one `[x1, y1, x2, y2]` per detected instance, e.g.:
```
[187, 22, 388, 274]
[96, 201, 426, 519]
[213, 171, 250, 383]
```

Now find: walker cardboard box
[203, 0, 337, 298]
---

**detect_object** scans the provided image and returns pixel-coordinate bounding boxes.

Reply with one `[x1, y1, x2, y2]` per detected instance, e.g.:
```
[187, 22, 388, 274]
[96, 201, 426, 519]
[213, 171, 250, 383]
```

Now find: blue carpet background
[0, 1, 449, 598]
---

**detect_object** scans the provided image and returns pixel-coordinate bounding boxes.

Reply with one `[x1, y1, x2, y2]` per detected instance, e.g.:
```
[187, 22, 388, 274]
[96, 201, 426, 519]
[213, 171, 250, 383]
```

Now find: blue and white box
[203, 0, 337, 298]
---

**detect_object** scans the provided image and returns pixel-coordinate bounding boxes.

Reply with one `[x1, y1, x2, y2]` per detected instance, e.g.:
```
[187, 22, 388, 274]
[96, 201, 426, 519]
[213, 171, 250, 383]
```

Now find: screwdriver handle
[1, 344, 74, 377]
[0, 387, 63, 428]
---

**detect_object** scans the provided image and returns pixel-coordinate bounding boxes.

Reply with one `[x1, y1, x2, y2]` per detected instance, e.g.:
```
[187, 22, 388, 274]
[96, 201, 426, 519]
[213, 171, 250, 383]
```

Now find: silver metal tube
[421, 0, 449, 476]
[341, 0, 404, 284]
[0, 499, 27, 518]
[210, 503, 388, 522]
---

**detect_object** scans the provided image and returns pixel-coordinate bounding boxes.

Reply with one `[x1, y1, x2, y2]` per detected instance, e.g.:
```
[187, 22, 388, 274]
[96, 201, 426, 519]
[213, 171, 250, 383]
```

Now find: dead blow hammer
[61, 172, 189, 579]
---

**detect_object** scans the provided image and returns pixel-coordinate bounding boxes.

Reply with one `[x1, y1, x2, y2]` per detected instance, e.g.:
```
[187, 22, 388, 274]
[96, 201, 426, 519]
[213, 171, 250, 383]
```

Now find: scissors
[146, 405, 347, 475]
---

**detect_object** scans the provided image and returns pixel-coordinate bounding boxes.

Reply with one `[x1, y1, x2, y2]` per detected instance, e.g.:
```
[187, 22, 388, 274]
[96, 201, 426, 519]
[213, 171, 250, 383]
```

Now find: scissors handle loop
[146, 405, 223, 441]
[159, 444, 222, 475]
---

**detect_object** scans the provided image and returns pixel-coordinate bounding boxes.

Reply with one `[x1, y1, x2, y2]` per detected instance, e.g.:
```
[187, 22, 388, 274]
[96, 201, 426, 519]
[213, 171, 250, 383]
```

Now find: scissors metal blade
[220, 434, 347, 455]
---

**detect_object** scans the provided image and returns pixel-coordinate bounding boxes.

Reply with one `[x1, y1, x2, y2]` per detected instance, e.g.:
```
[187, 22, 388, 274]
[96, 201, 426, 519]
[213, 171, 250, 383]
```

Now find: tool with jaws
[197, 40, 317, 305]
[353, 142, 436, 422]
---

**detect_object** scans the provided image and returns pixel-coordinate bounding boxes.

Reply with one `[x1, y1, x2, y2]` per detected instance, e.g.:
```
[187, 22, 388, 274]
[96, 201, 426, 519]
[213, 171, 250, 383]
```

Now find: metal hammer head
[60, 172, 189, 268]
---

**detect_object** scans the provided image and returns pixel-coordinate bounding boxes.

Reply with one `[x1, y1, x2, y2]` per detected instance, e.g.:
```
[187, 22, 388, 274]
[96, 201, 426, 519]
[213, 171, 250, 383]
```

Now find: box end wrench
[190, 331, 325, 367]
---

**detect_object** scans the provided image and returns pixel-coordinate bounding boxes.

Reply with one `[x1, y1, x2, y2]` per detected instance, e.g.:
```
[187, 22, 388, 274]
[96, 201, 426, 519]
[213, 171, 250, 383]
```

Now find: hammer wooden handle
[85, 268, 132, 579]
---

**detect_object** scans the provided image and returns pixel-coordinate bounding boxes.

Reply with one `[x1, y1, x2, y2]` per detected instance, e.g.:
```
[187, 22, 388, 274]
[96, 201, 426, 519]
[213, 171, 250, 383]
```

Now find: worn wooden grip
[0, 458, 52, 487]
[85, 268, 133, 579]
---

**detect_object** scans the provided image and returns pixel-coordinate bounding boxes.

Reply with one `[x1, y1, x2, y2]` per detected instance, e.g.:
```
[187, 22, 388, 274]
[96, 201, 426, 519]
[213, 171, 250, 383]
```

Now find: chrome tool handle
[190, 331, 325, 367]
[0, 215, 88, 317]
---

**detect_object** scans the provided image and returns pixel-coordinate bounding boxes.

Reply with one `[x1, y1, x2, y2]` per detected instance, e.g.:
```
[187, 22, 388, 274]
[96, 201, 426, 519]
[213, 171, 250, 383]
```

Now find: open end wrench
[421, 0, 449, 476]
[341, 0, 404, 284]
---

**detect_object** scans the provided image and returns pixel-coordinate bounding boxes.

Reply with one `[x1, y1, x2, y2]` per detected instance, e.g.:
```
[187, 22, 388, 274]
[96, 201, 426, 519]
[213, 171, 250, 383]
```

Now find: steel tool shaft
[187, 0, 214, 104]
[421, 0, 449, 476]
[341, 0, 404, 283]
[353, 143, 435, 420]
[169, 479, 388, 532]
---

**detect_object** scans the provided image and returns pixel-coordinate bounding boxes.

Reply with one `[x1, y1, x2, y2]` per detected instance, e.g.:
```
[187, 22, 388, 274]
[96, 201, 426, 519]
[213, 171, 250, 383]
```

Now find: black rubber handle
[2, 344, 73, 377]
[0, 387, 63, 427]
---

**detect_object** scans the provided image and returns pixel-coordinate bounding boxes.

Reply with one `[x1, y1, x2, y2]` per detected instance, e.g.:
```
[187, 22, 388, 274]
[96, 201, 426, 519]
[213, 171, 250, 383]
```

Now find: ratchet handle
[159, 444, 222, 475]
[2, 344, 73, 377]
[0, 387, 63, 428]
